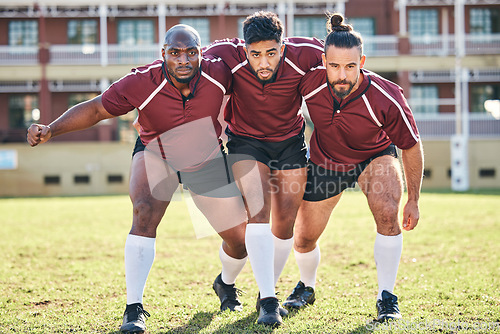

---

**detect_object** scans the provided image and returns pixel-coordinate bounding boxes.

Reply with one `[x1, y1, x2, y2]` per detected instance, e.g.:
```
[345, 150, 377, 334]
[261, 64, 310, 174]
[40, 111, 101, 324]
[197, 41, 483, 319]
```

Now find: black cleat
[257, 297, 283, 327]
[212, 273, 243, 312]
[376, 290, 402, 322]
[256, 292, 288, 317]
[283, 281, 316, 310]
[119, 303, 150, 334]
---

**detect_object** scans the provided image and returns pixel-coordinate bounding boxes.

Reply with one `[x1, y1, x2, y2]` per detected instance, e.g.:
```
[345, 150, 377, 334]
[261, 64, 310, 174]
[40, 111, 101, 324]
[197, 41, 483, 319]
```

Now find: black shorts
[133, 137, 240, 198]
[303, 144, 398, 202]
[225, 126, 308, 170]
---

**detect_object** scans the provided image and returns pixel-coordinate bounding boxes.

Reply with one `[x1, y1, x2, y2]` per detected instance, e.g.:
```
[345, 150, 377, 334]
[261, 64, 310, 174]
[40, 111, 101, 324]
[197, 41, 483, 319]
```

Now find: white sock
[219, 245, 248, 285]
[125, 234, 156, 305]
[245, 223, 275, 299]
[294, 245, 321, 288]
[374, 233, 403, 300]
[273, 234, 294, 287]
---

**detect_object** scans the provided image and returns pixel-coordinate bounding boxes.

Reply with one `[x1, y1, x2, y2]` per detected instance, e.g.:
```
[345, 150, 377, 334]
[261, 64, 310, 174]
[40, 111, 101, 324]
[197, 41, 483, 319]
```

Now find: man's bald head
[163, 24, 201, 47]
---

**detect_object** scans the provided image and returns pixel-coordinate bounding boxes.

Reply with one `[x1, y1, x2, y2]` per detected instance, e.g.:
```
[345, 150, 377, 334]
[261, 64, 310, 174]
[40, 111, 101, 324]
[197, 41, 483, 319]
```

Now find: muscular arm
[27, 95, 115, 147]
[401, 141, 424, 231]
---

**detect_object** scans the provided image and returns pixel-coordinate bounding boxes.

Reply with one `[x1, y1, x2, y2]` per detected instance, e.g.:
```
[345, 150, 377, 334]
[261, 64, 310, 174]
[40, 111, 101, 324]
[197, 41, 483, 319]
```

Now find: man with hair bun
[282, 13, 424, 323]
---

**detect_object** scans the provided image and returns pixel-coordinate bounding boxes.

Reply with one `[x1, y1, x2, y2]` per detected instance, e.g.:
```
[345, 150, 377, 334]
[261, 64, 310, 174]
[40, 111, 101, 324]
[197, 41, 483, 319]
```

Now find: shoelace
[379, 298, 398, 315]
[134, 306, 151, 319]
[261, 299, 279, 313]
[223, 285, 244, 303]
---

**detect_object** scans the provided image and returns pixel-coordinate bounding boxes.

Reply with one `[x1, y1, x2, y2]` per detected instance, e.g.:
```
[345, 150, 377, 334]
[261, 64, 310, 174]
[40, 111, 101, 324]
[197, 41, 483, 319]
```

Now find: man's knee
[132, 199, 164, 232]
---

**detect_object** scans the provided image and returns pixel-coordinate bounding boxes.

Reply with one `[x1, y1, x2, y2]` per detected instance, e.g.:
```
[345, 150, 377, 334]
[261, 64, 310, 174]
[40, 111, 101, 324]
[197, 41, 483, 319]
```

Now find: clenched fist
[27, 124, 52, 147]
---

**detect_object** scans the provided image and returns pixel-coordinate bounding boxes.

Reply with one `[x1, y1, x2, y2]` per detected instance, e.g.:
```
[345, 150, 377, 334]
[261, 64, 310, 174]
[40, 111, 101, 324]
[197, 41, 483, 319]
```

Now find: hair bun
[330, 14, 343, 27]
[326, 13, 352, 33]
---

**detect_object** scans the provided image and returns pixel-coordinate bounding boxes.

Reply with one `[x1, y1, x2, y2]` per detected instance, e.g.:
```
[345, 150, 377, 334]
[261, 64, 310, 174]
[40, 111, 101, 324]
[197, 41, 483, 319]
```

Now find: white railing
[107, 44, 161, 65]
[48, 44, 161, 65]
[410, 69, 500, 83]
[363, 35, 399, 57]
[0, 45, 39, 65]
[415, 113, 500, 138]
[410, 33, 500, 56]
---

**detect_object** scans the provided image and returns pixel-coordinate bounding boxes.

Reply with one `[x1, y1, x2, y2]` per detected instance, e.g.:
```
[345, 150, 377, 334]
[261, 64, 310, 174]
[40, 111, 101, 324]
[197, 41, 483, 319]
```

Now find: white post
[99, 4, 108, 67]
[158, 3, 167, 45]
[451, 0, 469, 191]
[277, 1, 286, 35]
[398, 0, 407, 36]
[286, 0, 294, 38]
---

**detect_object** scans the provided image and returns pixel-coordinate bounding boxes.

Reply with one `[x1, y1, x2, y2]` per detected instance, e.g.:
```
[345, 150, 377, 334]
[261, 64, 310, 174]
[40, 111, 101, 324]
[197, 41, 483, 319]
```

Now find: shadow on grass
[161, 311, 216, 333]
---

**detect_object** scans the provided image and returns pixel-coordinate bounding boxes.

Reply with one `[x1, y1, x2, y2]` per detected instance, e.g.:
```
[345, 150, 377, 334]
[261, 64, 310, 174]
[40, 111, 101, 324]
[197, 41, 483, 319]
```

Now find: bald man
[27, 25, 248, 334]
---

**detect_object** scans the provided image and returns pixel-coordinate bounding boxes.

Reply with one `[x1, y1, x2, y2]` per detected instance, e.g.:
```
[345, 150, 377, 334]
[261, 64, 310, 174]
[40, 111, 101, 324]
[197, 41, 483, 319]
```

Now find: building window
[348, 17, 375, 55]
[410, 85, 439, 114]
[471, 84, 500, 113]
[68, 20, 98, 44]
[180, 18, 210, 47]
[470, 8, 500, 34]
[294, 17, 327, 39]
[408, 9, 438, 36]
[68, 93, 99, 109]
[9, 20, 38, 46]
[118, 20, 154, 45]
[8, 94, 39, 129]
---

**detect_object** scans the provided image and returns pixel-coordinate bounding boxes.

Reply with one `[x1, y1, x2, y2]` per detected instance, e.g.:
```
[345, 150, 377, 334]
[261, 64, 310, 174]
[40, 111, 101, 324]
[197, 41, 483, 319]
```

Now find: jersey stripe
[201, 71, 226, 95]
[371, 81, 419, 142]
[102, 62, 163, 94]
[285, 57, 305, 76]
[304, 82, 327, 100]
[362, 95, 383, 127]
[285, 41, 324, 53]
[204, 40, 245, 51]
[231, 60, 247, 74]
[138, 78, 168, 110]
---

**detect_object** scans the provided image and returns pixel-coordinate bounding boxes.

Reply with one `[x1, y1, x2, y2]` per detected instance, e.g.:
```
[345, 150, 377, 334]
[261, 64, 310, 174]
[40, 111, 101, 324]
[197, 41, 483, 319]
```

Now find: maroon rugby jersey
[102, 57, 231, 170]
[301, 67, 420, 171]
[204, 37, 323, 142]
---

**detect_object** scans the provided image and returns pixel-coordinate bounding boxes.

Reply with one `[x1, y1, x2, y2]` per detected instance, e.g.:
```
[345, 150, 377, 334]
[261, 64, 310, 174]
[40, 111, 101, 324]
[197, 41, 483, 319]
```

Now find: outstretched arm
[401, 141, 424, 231]
[27, 95, 114, 147]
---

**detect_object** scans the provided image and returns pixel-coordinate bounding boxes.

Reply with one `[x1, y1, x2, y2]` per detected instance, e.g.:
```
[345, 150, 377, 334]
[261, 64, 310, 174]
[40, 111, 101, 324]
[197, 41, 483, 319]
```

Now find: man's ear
[360, 55, 366, 69]
[161, 48, 165, 58]
[280, 44, 285, 54]
[322, 53, 326, 67]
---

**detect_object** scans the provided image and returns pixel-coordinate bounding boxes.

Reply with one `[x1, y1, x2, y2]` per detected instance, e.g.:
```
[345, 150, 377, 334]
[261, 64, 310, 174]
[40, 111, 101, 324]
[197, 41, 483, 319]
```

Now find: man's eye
[268, 53, 275, 57]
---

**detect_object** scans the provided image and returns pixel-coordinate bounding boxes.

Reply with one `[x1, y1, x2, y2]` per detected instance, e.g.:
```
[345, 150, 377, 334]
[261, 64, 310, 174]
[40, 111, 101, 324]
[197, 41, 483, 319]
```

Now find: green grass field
[1, 191, 499, 333]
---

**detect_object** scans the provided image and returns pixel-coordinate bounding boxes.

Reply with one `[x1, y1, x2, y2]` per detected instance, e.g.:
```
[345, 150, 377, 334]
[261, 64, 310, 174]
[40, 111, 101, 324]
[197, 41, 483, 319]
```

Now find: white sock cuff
[246, 223, 271, 235]
[273, 234, 294, 250]
[219, 244, 248, 263]
[126, 234, 156, 248]
[375, 233, 402, 247]
[294, 244, 320, 259]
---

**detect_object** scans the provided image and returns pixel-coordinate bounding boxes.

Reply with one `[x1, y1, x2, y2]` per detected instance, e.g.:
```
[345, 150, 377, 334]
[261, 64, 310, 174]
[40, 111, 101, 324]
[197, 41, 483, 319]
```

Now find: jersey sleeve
[203, 38, 245, 70]
[381, 86, 420, 149]
[101, 74, 137, 116]
[285, 37, 324, 72]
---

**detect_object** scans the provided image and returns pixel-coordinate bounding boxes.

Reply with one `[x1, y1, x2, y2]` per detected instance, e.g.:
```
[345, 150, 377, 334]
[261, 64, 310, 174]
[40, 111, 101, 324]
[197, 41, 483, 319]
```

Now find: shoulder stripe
[231, 60, 247, 74]
[204, 40, 245, 52]
[304, 83, 327, 100]
[310, 65, 325, 71]
[371, 81, 419, 142]
[103, 62, 163, 95]
[362, 95, 382, 127]
[201, 71, 226, 95]
[285, 41, 324, 53]
[138, 78, 168, 110]
[285, 57, 305, 76]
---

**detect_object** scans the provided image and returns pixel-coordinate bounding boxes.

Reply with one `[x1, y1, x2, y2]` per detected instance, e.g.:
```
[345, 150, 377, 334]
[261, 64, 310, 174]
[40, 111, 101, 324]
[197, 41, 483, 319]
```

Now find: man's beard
[168, 66, 196, 83]
[328, 79, 356, 99]
[249, 66, 279, 85]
